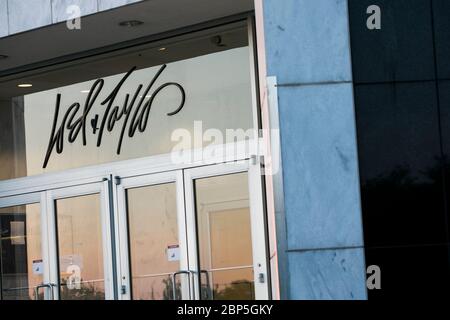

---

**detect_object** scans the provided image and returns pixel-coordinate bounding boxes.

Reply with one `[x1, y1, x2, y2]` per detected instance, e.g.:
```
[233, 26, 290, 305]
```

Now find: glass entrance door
[46, 181, 114, 300]
[0, 158, 269, 301]
[184, 161, 270, 300]
[115, 171, 189, 300]
[115, 160, 269, 300]
[0, 193, 46, 300]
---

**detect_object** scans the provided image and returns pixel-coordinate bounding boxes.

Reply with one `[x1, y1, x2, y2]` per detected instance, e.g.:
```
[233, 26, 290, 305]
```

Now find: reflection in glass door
[0, 163, 269, 300]
[47, 182, 114, 300]
[54, 194, 104, 299]
[185, 162, 269, 300]
[0, 193, 46, 300]
[116, 171, 189, 300]
[194, 173, 255, 300]
[117, 162, 269, 300]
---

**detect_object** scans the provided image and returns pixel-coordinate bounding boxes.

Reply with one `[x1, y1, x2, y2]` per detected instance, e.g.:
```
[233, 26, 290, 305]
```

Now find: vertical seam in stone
[345, 0, 368, 299]
[6, 0, 10, 36]
[50, 0, 55, 24]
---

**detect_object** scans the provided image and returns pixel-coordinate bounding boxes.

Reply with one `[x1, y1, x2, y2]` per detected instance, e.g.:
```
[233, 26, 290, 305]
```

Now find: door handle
[171, 270, 191, 300]
[199, 270, 212, 300]
[34, 283, 56, 300]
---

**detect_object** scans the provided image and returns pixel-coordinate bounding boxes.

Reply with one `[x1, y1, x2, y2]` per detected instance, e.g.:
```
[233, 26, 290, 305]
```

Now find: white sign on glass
[24, 47, 253, 176]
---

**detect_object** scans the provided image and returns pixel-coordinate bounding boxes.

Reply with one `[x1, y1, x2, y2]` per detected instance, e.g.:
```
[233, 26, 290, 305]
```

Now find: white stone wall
[0, 0, 142, 38]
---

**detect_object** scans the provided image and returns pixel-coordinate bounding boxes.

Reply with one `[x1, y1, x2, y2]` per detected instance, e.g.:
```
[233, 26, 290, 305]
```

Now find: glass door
[45, 181, 114, 300]
[0, 159, 270, 301]
[184, 160, 269, 300]
[115, 160, 270, 300]
[0, 192, 49, 300]
[115, 171, 190, 300]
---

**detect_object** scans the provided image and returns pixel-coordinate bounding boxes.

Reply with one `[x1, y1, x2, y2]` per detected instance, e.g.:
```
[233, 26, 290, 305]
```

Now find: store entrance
[0, 152, 270, 300]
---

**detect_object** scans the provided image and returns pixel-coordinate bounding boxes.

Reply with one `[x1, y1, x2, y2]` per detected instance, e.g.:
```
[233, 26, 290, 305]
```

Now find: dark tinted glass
[350, 0, 450, 299]
[365, 244, 450, 299]
[438, 80, 450, 235]
[354, 82, 447, 247]
[433, 0, 450, 79]
[349, 0, 435, 83]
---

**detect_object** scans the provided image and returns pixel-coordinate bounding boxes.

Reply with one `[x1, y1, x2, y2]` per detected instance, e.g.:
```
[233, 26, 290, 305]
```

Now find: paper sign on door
[32, 259, 43, 275]
[167, 245, 180, 262]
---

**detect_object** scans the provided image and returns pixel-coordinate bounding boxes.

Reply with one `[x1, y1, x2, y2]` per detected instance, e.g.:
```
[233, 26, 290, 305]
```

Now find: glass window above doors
[0, 21, 255, 181]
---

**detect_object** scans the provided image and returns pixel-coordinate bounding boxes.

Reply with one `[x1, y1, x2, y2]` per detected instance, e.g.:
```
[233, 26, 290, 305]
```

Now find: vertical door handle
[34, 283, 55, 300]
[171, 270, 191, 300]
[199, 270, 212, 300]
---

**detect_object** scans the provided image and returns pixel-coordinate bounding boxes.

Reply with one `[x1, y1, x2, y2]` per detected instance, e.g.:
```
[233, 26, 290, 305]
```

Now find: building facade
[0, 0, 448, 300]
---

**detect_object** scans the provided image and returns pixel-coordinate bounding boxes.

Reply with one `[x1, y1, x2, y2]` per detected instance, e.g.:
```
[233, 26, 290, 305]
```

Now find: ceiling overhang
[0, 0, 254, 78]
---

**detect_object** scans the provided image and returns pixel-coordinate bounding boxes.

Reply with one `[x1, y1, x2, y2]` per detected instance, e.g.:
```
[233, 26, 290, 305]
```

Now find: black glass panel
[438, 80, 450, 236]
[349, 0, 435, 83]
[433, 0, 450, 79]
[354, 82, 447, 247]
[365, 244, 450, 299]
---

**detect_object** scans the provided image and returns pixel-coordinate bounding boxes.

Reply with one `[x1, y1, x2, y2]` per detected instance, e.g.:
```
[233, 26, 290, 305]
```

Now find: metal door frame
[184, 160, 270, 300]
[45, 181, 114, 300]
[114, 170, 190, 300]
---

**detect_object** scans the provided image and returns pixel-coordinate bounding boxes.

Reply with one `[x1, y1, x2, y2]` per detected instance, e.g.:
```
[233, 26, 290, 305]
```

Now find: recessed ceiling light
[118, 20, 144, 27]
[18, 83, 32, 88]
[158, 47, 167, 51]
[0, 55, 8, 60]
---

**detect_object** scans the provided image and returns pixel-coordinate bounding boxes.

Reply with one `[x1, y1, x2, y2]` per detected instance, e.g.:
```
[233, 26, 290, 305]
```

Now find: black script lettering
[42, 65, 186, 168]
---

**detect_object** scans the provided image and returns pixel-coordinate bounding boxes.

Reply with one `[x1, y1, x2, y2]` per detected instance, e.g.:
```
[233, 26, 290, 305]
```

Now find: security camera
[211, 35, 226, 47]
